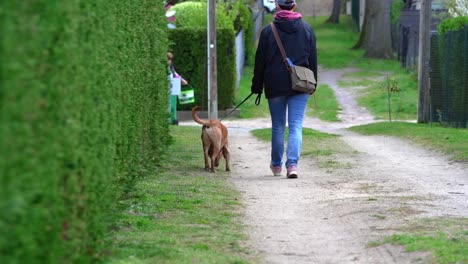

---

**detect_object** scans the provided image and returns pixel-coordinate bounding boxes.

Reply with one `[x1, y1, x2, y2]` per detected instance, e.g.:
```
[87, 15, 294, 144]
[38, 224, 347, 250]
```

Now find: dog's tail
[191, 106, 209, 126]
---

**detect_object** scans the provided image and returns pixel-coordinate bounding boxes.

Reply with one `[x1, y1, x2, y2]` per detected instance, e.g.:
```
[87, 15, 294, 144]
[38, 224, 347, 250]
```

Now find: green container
[179, 89, 195, 104]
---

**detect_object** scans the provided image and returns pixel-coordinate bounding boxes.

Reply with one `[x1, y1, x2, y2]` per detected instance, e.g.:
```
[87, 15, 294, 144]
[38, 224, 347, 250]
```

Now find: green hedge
[169, 28, 236, 111]
[438, 16, 468, 33]
[232, 1, 255, 65]
[1, 1, 169, 263]
[169, 1, 234, 30]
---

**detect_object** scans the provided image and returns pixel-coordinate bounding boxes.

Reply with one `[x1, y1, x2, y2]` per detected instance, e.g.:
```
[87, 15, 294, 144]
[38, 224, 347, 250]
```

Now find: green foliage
[380, 218, 468, 264]
[438, 16, 468, 33]
[169, 1, 234, 30]
[391, 0, 405, 24]
[1, 1, 170, 263]
[168, 28, 236, 110]
[166, 0, 254, 111]
[231, 1, 256, 66]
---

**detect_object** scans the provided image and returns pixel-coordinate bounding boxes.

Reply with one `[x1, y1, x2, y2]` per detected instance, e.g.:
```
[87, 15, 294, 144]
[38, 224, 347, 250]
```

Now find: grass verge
[349, 122, 468, 162]
[370, 218, 468, 264]
[105, 126, 252, 264]
[250, 127, 357, 170]
[305, 16, 363, 69]
[307, 84, 341, 122]
[251, 127, 338, 157]
[236, 68, 340, 122]
[339, 64, 419, 120]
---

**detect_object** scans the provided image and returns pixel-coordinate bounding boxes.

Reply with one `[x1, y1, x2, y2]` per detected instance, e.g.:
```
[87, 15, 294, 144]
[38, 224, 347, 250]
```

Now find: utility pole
[207, 0, 217, 119]
[417, 0, 431, 123]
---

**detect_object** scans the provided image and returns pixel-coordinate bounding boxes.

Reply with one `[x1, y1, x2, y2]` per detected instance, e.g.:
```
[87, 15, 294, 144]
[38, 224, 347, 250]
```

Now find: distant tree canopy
[446, 0, 468, 16]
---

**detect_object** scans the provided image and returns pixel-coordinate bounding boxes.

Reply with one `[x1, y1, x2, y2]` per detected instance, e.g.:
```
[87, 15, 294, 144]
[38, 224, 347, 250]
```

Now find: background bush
[230, 0, 256, 66]
[167, 1, 239, 111]
[169, 27, 236, 111]
[169, 1, 233, 29]
[438, 15, 468, 33]
[1, 1, 170, 263]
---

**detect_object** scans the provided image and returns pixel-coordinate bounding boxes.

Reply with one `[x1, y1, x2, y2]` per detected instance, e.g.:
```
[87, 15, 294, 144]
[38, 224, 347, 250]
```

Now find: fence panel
[430, 26, 468, 128]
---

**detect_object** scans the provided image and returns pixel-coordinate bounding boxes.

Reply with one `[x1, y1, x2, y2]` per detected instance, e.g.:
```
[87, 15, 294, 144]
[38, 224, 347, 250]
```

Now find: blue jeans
[268, 93, 310, 169]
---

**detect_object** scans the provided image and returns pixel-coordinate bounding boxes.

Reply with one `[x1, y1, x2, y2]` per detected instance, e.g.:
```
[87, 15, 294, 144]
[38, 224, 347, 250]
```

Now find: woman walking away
[251, 0, 317, 178]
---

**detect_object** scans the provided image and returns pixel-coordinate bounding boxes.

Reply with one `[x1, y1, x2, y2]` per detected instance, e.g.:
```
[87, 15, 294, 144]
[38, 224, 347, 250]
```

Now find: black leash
[221, 93, 261, 120]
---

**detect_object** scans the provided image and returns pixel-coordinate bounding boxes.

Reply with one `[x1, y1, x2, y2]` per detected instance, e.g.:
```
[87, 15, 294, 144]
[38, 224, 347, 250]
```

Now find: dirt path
[207, 68, 468, 263]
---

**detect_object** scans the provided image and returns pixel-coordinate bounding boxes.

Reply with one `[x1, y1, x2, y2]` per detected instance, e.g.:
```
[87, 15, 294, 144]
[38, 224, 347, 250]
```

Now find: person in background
[250, 0, 317, 178]
[167, 52, 188, 125]
[167, 52, 188, 85]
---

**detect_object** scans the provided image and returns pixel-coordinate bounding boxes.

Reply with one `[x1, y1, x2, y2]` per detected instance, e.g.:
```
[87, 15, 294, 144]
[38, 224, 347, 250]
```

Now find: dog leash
[221, 92, 261, 121]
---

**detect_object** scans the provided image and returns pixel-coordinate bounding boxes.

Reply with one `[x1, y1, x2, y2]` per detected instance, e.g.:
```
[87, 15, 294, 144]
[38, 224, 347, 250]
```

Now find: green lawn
[251, 127, 340, 158]
[235, 66, 270, 119]
[305, 16, 363, 69]
[235, 68, 340, 122]
[251, 127, 358, 169]
[370, 218, 468, 264]
[307, 84, 341, 122]
[349, 121, 468, 162]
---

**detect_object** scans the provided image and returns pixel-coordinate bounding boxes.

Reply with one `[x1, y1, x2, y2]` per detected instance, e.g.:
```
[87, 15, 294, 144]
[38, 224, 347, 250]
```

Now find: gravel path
[205, 67, 468, 264]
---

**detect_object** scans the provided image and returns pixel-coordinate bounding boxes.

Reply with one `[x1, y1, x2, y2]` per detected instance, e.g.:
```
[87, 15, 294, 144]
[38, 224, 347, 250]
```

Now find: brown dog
[191, 106, 230, 173]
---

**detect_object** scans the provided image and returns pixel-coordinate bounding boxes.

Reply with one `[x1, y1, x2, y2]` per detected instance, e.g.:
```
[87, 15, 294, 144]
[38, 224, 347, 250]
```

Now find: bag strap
[270, 23, 292, 72]
[271, 23, 318, 107]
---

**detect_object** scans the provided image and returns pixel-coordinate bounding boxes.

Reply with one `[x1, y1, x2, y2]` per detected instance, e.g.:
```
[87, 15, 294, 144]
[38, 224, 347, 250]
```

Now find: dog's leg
[202, 132, 211, 171]
[204, 146, 212, 172]
[223, 145, 231, 172]
[210, 145, 222, 173]
[214, 147, 224, 168]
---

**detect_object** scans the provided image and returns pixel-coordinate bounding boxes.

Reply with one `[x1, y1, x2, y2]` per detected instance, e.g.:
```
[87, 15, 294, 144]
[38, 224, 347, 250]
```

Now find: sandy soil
[182, 67, 468, 263]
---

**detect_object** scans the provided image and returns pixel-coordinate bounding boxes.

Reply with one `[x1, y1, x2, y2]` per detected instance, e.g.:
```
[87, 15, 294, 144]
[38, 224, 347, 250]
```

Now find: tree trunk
[356, 0, 393, 59]
[352, 9, 367, 49]
[326, 0, 342, 23]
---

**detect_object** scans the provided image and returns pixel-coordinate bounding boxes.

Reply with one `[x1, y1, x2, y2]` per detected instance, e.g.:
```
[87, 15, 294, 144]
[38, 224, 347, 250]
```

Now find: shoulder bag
[270, 22, 317, 95]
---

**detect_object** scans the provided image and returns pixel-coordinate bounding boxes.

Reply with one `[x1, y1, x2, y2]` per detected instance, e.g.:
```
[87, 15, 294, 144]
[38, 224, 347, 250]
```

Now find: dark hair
[277, 0, 295, 10]
[279, 4, 294, 10]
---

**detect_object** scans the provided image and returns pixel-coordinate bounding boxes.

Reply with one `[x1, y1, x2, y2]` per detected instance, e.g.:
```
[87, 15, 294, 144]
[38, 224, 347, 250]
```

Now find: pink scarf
[274, 10, 302, 20]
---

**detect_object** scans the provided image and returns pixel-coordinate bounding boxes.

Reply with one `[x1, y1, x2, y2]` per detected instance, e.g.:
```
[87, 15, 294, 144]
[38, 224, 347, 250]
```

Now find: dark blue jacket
[251, 18, 317, 99]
